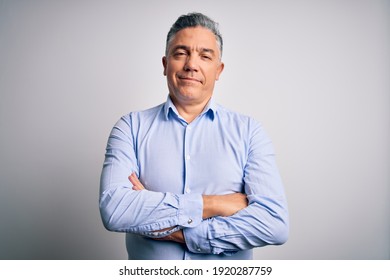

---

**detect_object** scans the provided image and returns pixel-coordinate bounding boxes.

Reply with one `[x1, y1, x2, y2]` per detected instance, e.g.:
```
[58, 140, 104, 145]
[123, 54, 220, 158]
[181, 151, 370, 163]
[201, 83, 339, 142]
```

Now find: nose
[183, 55, 199, 72]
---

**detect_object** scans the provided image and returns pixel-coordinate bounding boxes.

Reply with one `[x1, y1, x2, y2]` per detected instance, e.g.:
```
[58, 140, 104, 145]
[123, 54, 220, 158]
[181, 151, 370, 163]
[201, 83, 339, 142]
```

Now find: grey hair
[165, 12, 223, 58]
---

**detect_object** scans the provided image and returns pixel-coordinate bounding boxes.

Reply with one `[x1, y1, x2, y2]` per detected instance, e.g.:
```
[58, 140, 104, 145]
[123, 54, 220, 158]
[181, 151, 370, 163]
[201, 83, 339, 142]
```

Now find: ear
[215, 62, 224, 81]
[162, 56, 167, 76]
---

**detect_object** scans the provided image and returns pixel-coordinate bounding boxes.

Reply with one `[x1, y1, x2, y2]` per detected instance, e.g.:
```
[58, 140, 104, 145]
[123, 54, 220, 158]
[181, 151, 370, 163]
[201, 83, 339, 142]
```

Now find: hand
[128, 172, 145, 191]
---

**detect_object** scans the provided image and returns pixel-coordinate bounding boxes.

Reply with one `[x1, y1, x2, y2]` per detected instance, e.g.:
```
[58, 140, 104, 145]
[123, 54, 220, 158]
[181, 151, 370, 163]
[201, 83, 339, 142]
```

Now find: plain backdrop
[0, 0, 389, 259]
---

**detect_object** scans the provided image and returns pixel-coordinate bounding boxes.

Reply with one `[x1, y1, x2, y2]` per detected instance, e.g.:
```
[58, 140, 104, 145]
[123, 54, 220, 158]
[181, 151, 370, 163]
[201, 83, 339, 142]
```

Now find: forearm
[184, 194, 289, 254]
[101, 167, 203, 234]
[152, 193, 248, 243]
[202, 193, 247, 219]
[100, 185, 203, 233]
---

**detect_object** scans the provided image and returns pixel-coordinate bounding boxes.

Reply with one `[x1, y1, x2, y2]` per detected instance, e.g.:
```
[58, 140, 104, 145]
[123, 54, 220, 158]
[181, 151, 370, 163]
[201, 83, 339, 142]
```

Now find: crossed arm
[100, 116, 289, 254]
[128, 172, 248, 243]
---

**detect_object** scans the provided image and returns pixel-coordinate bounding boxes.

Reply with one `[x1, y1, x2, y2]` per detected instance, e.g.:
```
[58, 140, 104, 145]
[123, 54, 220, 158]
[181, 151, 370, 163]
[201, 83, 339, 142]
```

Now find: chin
[176, 89, 198, 99]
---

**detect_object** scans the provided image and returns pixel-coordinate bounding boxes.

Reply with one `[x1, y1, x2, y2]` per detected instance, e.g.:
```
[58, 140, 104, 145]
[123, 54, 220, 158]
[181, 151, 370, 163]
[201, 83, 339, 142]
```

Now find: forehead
[168, 26, 219, 52]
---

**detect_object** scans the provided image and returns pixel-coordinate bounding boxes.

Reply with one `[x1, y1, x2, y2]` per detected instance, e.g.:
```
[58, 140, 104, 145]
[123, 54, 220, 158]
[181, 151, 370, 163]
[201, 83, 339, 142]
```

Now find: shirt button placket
[183, 124, 192, 195]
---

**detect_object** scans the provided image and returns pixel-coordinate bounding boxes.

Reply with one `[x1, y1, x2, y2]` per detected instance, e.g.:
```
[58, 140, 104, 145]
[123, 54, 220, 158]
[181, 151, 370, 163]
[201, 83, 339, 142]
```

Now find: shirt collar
[164, 95, 216, 121]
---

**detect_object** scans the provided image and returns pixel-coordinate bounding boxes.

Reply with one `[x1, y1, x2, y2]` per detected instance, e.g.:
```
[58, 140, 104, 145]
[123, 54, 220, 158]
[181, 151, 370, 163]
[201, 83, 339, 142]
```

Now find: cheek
[165, 70, 178, 87]
[166, 64, 179, 78]
[206, 69, 219, 82]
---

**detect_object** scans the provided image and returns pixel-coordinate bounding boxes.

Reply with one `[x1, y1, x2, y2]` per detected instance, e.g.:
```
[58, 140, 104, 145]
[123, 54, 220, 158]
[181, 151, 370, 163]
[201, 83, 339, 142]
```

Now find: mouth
[178, 75, 203, 84]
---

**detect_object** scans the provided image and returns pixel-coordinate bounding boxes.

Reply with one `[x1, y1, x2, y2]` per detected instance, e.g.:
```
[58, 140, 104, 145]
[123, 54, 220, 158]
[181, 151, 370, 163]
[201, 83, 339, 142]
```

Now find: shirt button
[188, 218, 193, 224]
[186, 155, 191, 160]
[196, 247, 201, 252]
[185, 188, 191, 193]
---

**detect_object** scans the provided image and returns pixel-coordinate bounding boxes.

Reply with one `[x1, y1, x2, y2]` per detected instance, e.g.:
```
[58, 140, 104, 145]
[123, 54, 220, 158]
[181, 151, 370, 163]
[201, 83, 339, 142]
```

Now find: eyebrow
[171, 45, 216, 56]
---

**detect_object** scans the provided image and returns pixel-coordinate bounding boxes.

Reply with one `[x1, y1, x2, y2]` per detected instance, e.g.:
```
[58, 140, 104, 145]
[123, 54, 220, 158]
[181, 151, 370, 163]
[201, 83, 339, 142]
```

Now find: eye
[201, 54, 212, 60]
[173, 51, 187, 57]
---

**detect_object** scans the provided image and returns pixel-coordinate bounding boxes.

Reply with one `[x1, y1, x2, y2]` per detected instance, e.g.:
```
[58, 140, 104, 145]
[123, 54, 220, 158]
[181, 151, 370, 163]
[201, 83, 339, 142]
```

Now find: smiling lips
[178, 75, 202, 84]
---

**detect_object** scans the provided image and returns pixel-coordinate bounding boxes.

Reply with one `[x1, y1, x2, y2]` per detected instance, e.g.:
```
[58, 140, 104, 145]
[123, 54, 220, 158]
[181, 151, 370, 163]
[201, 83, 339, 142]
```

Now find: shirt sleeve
[99, 115, 203, 235]
[183, 120, 289, 255]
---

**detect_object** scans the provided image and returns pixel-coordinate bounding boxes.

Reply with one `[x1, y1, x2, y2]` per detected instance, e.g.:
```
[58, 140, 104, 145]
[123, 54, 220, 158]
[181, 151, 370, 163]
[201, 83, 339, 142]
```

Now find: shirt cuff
[140, 225, 181, 239]
[177, 193, 203, 228]
[183, 219, 213, 254]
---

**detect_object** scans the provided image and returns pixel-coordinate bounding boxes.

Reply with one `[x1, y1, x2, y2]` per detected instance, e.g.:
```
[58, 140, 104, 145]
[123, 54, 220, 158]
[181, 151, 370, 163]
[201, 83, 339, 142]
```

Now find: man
[100, 12, 289, 260]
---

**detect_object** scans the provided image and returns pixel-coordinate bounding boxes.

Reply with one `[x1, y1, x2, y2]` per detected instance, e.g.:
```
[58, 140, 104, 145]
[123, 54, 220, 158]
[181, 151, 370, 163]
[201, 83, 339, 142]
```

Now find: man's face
[163, 27, 224, 106]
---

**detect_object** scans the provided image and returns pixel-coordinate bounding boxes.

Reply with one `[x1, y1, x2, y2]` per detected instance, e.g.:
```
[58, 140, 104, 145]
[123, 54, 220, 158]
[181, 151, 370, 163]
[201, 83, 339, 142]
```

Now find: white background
[0, 0, 389, 259]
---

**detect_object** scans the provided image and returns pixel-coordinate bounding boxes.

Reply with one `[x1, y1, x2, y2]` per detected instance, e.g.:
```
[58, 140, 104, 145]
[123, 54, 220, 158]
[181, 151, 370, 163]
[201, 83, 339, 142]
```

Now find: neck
[170, 95, 211, 123]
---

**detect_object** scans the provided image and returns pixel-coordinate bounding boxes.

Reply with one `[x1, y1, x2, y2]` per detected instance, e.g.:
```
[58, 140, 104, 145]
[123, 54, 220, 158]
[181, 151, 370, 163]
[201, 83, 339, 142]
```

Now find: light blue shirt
[100, 96, 289, 260]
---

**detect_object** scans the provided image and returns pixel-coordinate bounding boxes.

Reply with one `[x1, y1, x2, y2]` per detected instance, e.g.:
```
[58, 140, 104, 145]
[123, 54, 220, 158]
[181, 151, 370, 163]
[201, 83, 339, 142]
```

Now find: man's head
[163, 13, 224, 109]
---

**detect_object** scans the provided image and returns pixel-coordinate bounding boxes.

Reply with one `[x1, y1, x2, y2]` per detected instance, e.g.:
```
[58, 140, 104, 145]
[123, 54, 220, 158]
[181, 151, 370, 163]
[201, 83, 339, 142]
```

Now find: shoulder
[118, 103, 165, 125]
[215, 103, 262, 130]
[215, 103, 272, 148]
[108, 103, 165, 138]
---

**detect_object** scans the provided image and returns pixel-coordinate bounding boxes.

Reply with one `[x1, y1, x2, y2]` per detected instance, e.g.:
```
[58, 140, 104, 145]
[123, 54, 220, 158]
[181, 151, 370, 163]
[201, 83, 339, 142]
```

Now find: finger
[129, 172, 141, 186]
[129, 176, 144, 190]
[132, 185, 143, 191]
[128, 172, 145, 190]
